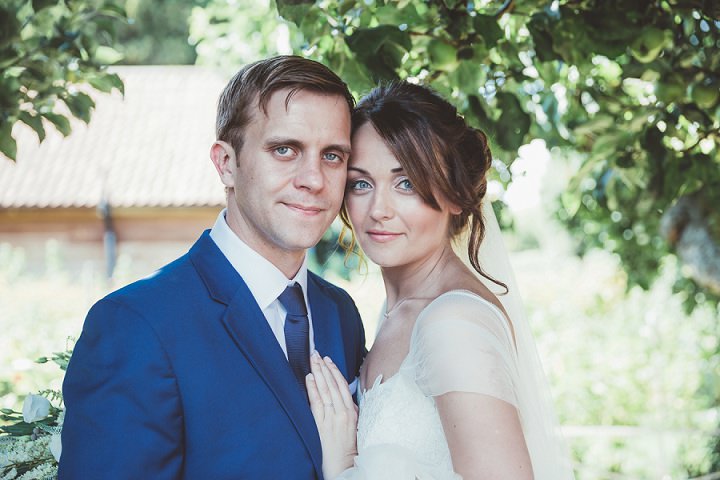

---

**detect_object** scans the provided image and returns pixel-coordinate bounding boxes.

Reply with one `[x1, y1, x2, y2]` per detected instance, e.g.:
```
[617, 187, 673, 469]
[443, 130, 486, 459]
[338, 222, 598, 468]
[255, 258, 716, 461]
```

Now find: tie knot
[278, 283, 308, 317]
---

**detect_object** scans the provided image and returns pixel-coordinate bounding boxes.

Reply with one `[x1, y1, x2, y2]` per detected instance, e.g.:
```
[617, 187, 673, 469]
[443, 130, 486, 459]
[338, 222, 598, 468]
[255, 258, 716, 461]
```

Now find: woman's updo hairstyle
[342, 81, 506, 290]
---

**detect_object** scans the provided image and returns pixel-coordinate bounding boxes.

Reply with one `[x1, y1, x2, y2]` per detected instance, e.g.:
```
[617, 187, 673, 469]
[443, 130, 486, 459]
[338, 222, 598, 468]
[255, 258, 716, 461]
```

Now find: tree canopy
[116, 0, 209, 65]
[255, 0, 719, 311]
[0, 0, 127, 161]
[3, 0, 719, 311]
[2, 0, 719, 305]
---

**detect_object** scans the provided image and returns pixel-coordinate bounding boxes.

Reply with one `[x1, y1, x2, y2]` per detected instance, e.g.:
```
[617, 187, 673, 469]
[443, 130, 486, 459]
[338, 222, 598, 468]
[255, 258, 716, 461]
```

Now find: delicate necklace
[383, 296, 421, 320]
[382, 247, 451, 320]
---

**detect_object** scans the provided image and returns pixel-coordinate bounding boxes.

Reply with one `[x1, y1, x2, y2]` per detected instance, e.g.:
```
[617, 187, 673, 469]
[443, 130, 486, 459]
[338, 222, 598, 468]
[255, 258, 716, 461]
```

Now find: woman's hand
[306, 351, 358, 479]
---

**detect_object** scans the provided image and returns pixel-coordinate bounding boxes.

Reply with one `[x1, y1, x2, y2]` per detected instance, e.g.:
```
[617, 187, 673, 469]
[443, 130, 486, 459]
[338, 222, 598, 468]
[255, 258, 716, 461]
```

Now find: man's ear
[210, 140, 237, 188]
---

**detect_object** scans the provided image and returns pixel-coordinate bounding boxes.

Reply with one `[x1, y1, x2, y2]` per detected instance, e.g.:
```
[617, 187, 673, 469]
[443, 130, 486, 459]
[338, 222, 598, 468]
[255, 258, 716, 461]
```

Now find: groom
[59, 56, 366, 479]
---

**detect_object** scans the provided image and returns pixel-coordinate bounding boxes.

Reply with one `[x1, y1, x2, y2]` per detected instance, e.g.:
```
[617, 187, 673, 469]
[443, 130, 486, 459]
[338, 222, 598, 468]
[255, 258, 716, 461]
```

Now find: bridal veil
[455, 200, 576, 479]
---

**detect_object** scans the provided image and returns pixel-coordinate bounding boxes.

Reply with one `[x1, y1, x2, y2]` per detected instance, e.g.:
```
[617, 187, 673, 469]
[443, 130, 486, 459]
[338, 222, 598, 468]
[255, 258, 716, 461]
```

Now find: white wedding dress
[337, 290, 574, 479]
[336, 203, 576, 480]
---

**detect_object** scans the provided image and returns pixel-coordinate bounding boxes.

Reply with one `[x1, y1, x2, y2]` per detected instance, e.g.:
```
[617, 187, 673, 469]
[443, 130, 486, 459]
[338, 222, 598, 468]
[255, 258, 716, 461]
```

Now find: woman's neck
[381, 243, 457, 309]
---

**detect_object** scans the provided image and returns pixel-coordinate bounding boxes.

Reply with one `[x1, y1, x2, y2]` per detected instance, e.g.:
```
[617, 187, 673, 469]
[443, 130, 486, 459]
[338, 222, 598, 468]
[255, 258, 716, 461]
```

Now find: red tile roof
[0, 66, 228, 209]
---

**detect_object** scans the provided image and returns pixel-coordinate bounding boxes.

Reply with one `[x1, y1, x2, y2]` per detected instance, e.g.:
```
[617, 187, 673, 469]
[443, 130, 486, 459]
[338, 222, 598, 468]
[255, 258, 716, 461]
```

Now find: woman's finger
[310, 352, 333, 408]
[320, 357, 345, 413]
[324, 356, 355, 411]
[306, 373, 325, 421]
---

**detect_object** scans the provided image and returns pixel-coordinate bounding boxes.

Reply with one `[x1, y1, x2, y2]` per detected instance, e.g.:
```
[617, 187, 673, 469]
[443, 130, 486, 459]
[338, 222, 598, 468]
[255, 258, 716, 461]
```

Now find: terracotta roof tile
[0, 66, 228, 209]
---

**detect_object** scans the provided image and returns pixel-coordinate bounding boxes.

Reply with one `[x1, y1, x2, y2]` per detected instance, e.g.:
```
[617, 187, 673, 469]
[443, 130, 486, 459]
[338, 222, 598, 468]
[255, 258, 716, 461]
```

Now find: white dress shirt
[209, 209, 315, 358]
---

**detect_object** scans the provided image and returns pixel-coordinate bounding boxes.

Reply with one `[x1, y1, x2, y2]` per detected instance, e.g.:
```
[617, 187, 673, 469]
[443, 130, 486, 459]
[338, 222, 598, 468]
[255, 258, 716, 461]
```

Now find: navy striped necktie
[278, 283, 311, 397]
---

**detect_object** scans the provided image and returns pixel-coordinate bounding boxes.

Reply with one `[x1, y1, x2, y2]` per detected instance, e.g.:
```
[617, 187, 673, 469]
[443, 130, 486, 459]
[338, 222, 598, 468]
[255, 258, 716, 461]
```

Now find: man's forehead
[257, 88, 350, 116]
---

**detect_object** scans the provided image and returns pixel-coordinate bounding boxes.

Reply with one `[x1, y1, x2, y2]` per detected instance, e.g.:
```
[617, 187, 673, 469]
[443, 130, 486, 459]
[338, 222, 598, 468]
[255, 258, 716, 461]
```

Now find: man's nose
[293, 156, 324, 192]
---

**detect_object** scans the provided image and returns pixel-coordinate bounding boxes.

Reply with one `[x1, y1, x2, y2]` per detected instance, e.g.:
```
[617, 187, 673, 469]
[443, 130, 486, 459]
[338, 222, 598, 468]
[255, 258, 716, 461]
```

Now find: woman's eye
[348, 179, 372, 191]
[397, 179, 414, 191]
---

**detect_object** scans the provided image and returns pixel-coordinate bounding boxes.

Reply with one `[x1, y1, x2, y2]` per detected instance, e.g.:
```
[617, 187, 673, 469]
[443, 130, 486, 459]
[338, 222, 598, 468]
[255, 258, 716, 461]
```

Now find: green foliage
[263, 0, 720, 308]
[0, 242, 96, 410]
[0, 392, 63, 437]
[309, 219, 362, 279]
[116, 0, 209, 65]
[0, 0, 127, 161]
[505, 184, 720, 477]
[35, 349, 73, 372]
[190, 0, 301, 71]
[265, 2, 720, 473]
[0, 383, 63, 478]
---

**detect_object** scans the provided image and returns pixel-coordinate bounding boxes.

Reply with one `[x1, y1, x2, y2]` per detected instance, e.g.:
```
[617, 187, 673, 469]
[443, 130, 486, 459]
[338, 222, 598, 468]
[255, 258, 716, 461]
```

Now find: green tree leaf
[495, 92, 531, 151]
[42, 113, 72, 136]
[94, 46, 124, 65]
[346, 26, 411, 82]
[18, 111, 46, 142]
[0, 0, 127, 160]
[62, 92, 96, 124]
[473, 14, 503, 48]
[0, 122, 17, 160]
[276, 0, 314, 24]
[31, 0, 58, 12]
[88, 72, 124, 94]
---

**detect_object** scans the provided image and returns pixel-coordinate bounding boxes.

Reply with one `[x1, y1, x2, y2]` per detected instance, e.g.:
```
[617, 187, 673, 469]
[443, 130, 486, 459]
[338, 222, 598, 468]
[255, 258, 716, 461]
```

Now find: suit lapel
[189, 231, 239, 305]
[308, 276, 349, 379]
[190, 232, 323, 477]
[221, 289, 323, 477]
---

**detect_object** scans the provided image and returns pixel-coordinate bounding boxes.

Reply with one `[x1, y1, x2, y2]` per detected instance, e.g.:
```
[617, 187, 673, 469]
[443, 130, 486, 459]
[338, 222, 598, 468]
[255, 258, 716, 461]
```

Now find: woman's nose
[369, 189, 394, 221]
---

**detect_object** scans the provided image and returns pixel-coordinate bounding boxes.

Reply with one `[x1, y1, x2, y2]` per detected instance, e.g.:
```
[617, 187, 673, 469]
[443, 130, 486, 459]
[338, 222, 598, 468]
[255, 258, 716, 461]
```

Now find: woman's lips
[366, 230, 402, 242]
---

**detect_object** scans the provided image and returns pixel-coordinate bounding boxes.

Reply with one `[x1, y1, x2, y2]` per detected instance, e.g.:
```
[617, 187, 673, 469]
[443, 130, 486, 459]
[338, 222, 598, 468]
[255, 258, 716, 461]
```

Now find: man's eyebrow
[264, 136, 301, 147]
[262, 137, 304, 152]
[327, 144, 352, 155]
[264, 137, 351, 155]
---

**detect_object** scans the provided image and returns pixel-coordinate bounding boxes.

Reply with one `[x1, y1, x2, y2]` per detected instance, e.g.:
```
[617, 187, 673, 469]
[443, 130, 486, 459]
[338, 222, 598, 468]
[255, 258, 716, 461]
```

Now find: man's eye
[324, 152, 342, 162]
[275, 146, 291, 155]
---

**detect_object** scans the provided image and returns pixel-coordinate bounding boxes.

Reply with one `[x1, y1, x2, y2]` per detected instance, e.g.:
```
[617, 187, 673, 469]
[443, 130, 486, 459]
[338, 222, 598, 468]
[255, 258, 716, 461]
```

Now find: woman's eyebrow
[348, 166, 405, 174]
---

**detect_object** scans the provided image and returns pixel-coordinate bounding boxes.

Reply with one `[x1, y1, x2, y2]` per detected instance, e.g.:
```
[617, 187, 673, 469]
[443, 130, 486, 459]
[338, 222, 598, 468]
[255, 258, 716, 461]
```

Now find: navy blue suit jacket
[59, 231, 366, 479]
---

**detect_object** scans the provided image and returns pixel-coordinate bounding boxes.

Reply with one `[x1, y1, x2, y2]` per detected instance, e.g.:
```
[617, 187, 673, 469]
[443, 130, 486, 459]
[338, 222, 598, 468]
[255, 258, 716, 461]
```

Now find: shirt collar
[209, 209, 309, 310]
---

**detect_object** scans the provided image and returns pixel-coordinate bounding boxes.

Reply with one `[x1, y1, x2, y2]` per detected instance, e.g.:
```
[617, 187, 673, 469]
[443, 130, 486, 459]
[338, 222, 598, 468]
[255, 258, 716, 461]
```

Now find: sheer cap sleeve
[407, 291, 519, 406]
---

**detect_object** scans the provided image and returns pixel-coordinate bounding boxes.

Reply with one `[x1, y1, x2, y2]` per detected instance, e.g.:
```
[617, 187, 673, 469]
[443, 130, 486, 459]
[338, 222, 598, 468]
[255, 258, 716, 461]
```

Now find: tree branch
[494, 0, 515, 18]
[660, 194, 720, 295]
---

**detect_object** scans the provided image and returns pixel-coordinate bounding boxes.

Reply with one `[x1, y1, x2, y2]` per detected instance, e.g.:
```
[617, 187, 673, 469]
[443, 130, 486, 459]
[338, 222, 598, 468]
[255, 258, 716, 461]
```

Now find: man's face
[213, 88, 351, 275]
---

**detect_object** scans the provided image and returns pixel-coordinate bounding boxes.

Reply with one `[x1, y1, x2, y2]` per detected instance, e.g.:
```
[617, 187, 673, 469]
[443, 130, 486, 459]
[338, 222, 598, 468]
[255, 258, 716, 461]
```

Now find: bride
[305, 82, 575, 479]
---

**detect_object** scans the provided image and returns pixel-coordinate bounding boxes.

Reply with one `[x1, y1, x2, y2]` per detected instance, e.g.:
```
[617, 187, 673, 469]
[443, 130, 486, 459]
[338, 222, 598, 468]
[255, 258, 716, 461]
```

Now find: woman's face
[345, 123, 455, 269]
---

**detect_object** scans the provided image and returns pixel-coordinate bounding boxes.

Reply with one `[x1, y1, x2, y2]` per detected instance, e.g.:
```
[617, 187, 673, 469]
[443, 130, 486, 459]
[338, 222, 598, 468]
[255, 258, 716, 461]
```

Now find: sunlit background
[2, 1, 719, 478]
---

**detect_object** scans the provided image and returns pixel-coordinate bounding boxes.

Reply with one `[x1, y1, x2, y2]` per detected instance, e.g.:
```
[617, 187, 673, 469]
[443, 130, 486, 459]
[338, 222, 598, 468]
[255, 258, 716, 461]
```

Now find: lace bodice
[356, 368, 455, 475]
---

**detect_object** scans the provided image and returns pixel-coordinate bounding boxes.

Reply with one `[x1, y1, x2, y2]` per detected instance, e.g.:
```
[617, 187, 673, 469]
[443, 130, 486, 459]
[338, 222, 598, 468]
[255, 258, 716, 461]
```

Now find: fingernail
[324, 356, 333, 364]
[306, 373, 314, 381]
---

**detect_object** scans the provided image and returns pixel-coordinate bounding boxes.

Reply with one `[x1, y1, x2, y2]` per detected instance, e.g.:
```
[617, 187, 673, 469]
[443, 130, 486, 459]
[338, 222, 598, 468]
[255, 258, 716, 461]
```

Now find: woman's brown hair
[341, 81, 506, 291]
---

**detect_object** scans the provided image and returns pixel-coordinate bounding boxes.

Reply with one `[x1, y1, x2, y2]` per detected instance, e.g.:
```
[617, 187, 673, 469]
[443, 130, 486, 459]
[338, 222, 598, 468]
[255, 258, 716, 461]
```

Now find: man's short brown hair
[216, 55, 355, 154]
